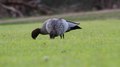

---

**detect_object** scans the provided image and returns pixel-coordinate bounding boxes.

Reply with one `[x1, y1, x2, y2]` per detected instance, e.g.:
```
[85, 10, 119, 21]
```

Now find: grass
[0, 19, 120, 67]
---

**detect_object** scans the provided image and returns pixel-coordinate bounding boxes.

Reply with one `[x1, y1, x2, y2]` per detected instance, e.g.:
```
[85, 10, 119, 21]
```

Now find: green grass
[0, 19, 120, 67]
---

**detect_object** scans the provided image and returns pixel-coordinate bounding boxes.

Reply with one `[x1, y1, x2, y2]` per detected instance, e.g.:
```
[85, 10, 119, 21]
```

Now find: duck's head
[31, 28, 41, 39]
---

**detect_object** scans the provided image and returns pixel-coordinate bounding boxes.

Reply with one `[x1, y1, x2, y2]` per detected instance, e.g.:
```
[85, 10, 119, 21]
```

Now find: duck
[31, 18, 82, 39]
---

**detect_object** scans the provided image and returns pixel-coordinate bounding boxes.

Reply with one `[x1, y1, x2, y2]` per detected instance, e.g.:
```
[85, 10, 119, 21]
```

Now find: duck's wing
[66, 20, 80, 25]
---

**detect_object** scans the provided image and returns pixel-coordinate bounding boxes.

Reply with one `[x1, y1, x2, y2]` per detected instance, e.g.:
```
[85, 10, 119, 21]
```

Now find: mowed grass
[0, 19, 120, 67]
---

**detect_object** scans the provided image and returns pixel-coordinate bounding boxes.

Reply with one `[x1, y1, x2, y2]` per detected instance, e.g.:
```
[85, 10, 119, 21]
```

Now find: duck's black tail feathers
[66, 26, 82, 32]
[71, 25, 82, 30]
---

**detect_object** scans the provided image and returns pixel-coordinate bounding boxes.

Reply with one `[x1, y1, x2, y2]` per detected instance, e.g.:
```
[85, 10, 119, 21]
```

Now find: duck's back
[46, 18, 68, 35]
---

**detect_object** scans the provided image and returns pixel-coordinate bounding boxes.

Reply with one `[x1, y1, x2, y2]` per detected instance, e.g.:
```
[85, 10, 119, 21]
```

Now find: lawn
[0, 19, 120, 67]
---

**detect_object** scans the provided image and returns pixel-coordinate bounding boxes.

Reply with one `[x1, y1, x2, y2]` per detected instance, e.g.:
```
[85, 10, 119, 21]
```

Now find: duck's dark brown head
[31, 28, 41, 39]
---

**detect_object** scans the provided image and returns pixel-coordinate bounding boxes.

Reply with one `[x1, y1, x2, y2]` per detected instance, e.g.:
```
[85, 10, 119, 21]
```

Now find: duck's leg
[60, 35, 62, 39]
[60, 34, 64, 39]
[49, 34, 52, 39]
[49, 34, 55, 39]
[62, 34, 64, 39]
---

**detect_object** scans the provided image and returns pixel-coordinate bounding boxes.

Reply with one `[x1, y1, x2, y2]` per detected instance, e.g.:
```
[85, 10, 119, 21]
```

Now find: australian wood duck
[31, 18, 82, 39]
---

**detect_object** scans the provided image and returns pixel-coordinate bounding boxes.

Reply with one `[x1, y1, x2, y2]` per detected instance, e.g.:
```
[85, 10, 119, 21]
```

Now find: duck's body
[31, 18, 82, 39]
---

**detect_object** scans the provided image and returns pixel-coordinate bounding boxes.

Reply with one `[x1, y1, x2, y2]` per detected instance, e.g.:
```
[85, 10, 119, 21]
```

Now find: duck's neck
[40, 29, 48, 35]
